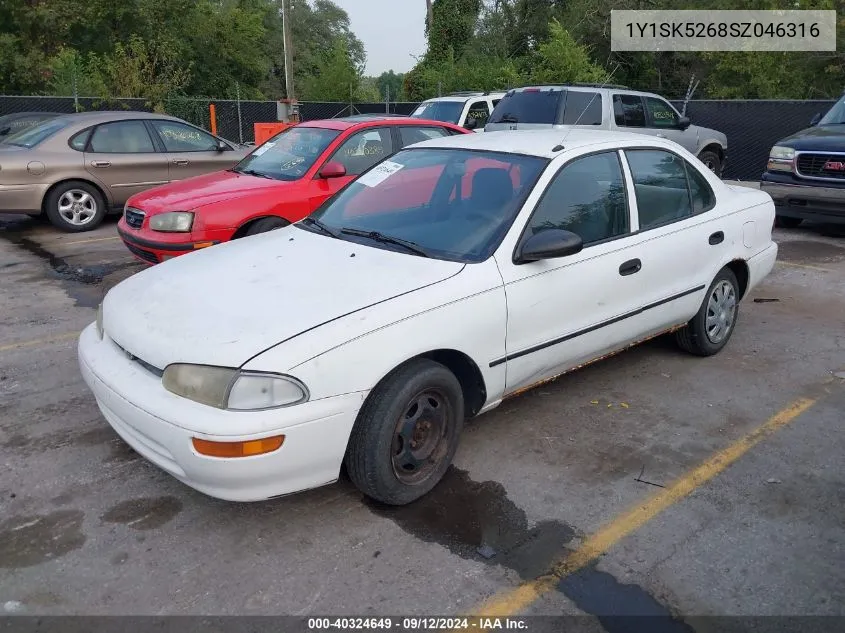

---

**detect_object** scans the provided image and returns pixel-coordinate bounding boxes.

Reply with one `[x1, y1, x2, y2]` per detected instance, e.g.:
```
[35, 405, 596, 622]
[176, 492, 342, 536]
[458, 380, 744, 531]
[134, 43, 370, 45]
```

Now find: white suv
[410, 91, 506, 132]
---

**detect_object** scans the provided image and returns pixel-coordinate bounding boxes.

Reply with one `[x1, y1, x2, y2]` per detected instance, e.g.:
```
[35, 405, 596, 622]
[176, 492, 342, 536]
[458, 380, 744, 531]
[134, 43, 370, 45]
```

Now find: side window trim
[87, 119, 157, 154]
[512, 149, 633, 260]
[143, 119, 167, 153]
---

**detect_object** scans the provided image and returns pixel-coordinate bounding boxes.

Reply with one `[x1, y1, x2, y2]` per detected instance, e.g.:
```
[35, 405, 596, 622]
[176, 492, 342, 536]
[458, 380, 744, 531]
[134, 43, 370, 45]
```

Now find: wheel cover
[391, 388, 452, 485]
[58, 189, 97, 226]
[705, 280, 737, 344]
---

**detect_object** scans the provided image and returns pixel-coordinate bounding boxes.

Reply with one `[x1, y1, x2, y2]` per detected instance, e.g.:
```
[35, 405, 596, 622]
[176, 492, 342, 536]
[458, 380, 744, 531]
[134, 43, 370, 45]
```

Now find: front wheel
[676, 268, 740, 356]
[697, 150, 722, 176]
[242, 216, 289, 237]
[345, 358, 464, 505]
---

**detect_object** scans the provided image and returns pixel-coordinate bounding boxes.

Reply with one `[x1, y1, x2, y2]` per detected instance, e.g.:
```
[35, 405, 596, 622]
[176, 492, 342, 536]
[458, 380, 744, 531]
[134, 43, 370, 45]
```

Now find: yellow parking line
[467, 397, 817, 621]
[776, 261, 831, 272]
[62, 236, 120, 246]
[0, 331, 80, 353]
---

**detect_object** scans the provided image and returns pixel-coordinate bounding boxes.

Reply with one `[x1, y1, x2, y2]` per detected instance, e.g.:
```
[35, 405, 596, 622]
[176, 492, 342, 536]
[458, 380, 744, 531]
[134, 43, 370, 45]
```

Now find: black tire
[345, 358, 464, 505]
[242, 216, 289, 237]
[698, 150, 722, 176]
[44, 181, 106, 232]
[676, 268, 740, 357]
[775, 216, 803, 228]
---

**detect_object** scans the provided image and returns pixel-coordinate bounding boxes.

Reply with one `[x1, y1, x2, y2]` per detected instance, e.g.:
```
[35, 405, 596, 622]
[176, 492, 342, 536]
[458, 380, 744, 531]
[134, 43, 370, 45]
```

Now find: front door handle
[709, 231, 724, 245]
[619, 258, 642, 276]
[172, 159, 189, 166]
[91, 161, 111, 168]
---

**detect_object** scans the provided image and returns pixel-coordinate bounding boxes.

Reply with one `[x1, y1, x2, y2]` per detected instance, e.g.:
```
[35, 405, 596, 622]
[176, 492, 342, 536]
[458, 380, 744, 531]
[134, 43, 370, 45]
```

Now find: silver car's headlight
[162, 364, 308, 410]
[149, 211, 194, 232]
[96, 303, 104, 339]
[768, 146, 795, 172]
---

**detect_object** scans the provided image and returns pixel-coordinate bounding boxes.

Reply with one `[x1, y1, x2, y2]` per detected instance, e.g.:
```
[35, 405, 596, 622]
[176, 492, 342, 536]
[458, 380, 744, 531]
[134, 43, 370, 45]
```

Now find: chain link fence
[1, 94, 839, 181]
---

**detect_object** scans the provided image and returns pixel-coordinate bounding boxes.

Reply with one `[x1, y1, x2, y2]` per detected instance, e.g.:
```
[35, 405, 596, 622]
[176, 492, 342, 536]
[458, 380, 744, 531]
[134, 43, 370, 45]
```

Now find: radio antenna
[553, 63, 621, 152]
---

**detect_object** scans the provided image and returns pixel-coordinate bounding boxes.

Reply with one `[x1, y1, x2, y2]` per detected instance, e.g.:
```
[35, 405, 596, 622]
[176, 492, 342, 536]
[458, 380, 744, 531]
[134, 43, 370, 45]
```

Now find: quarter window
[152, 120, 219, 152]
[613, 94, 646, 128]
[69, 128, 92, 151]
[563, 91, 602, 125]
[686, 162, 716, 213]
[625, 149, 693, 229]
[89, 121, 155, 153]
[525, 152, 629, 245]
[329, 128, 394, 176]
[645, 97, 679, 128]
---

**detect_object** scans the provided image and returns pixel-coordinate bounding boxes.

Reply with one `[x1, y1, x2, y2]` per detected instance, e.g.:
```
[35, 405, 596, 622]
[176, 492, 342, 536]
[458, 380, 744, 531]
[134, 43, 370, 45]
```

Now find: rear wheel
[775, 216, 803, 228]
[345, 358, 464, 505]
[242, 216, 289, 237]
[676, 268, 740, 356]
[44, 181, 106, 232]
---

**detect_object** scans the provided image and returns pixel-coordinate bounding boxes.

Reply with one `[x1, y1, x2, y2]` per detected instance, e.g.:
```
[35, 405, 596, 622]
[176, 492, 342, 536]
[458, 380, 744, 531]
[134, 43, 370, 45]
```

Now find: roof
[407, 128, 675, 158]
[300, 116, 462, 131]
[421, 92, 507, 103]
[52, 110, 181, 123]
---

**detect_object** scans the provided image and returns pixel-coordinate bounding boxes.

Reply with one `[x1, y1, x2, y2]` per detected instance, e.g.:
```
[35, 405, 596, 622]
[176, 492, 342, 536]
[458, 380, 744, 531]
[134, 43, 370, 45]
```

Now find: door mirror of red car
[319, 162, 347, 179]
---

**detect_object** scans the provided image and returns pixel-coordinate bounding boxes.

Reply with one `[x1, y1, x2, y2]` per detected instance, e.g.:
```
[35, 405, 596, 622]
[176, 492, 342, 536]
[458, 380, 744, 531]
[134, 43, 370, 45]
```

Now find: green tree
[529, 19, 608, 84]
[303, 37, 361, 101]
[376, 70, 406, 101]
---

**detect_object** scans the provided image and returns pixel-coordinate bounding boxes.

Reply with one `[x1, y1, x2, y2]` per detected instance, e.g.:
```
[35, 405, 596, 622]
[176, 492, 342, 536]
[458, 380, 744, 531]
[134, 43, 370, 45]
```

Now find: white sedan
[78, 129, 778, 505]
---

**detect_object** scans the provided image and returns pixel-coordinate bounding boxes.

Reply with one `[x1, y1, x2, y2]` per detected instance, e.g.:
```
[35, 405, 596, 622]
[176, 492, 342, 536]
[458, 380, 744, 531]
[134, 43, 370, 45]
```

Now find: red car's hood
[128, 170, 293, 213]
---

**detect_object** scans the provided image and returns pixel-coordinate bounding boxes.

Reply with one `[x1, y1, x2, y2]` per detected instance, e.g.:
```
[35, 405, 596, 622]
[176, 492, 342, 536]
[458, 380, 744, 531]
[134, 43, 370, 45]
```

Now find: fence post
[72, 69, 79, 112]
[209, 103, 218, 136]
[236, 82, 244, 144]
[438, 81, 442, 97]
[386, 84, 390, 114]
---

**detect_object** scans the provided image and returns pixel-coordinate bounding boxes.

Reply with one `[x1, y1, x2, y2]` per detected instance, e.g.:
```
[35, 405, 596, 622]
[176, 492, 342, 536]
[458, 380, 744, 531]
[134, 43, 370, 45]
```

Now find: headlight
[96, 303, 104, 339]
[149, 211, 194, 232]
[768, 146, 795, 172]
[162, 364, 308, 410]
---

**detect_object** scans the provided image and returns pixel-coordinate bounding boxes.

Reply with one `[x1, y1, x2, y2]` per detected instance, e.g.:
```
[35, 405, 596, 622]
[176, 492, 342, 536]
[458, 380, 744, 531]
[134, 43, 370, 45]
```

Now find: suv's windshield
[1, 119, 68, 148]
[489, 90, 562, 124]
[232, 126, 340, 180]
[410, 101, 464, 124]
[301, 148, 548, 263]
[819, 96, 845, 125]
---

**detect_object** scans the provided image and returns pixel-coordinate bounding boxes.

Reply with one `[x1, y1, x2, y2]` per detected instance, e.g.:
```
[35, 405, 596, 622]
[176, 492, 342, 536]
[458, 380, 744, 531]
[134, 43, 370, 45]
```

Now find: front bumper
[760, 175, 845, 224]
[117, 225, 220, 265]
[0, 183, 49, 214]
[78, 324, 366, 501]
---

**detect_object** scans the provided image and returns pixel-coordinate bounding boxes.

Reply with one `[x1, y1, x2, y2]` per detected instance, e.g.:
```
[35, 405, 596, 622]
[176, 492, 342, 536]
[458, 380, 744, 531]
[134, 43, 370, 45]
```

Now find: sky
[331, 0, 428, 76]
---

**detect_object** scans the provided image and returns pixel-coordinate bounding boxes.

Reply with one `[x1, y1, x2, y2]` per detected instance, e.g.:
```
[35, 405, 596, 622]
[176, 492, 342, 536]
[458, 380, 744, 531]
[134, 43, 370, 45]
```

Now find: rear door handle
[709, 231, 724, 245]
[91, 161, 111, 168]
[172, 159, 189, 166]
[619, 258, 642, 276]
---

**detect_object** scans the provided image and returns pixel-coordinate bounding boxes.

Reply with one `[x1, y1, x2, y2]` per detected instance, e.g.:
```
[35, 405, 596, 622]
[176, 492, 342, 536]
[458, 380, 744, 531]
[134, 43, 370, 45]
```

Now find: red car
[118, 115, 469, 263]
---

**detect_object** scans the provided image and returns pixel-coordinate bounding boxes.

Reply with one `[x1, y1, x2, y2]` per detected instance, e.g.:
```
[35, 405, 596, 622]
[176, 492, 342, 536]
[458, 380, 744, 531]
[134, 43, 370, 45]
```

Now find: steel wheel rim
[391, 388, 451, 485]
[58, 189, 97, 226]
[705, 280, 737, 344]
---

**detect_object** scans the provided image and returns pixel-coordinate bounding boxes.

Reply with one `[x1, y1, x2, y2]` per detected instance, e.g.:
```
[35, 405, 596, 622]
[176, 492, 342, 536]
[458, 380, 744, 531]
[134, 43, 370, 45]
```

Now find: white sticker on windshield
[357, 160, 405, 187]
[252, 141, 275, 157]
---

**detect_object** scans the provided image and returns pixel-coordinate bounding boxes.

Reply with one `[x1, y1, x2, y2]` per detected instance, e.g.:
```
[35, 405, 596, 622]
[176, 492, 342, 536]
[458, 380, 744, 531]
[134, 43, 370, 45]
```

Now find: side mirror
[464, 118, 478, 130]
[676, 116, 692, 130]
[515, 229, 583, 264]
[810, 112, 822, 126]
[215, 139, 228, 152]
[319, 161, 347, 179]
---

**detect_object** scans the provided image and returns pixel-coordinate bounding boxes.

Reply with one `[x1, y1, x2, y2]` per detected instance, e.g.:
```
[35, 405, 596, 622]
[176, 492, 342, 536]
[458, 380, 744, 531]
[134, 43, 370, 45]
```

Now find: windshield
[410, 101, 464, 124]
[489, 90, 561, 124]
[233, 126, 341, 180]
[301, 148, 548, 263]
[818, 96, 845, 125]
[2, 119, 68, 148]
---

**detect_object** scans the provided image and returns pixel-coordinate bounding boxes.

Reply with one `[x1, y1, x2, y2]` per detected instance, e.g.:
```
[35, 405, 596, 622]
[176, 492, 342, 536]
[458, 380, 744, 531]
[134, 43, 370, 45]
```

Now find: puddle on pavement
[559, 565, 694, 633]
[0, 510, 85, 568]
[777, 240, 845, 264]
[1, 229, 140, 308]
[101, 496, 182, 530]
[366, 467, 576, 580]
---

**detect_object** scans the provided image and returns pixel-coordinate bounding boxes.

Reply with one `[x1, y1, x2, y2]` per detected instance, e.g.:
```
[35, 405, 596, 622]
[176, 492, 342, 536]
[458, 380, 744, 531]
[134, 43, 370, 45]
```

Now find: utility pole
[426, 0, 433, 33]
[282, 0, 295, 101]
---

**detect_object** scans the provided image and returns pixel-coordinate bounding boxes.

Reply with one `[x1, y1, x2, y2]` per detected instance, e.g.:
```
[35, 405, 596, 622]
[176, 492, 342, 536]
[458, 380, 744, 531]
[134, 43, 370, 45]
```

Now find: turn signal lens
[191, 435, 285, 458]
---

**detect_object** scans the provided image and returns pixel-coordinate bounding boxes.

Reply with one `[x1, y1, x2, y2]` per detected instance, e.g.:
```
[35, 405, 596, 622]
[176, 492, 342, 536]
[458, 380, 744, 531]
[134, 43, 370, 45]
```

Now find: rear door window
[613, 94, 646, 128]
[563, 91, 602, 125]
[625, 149, 692, 229]
[398, 126, 451, 148]
[489, 90, 561, 125]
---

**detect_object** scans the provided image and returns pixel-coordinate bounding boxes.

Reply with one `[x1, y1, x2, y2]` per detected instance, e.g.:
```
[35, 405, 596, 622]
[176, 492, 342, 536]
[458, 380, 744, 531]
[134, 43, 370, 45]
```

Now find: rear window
[1, 119, 68, 148]
[563, 91, 602, 125]
[489, 91, 561, 125]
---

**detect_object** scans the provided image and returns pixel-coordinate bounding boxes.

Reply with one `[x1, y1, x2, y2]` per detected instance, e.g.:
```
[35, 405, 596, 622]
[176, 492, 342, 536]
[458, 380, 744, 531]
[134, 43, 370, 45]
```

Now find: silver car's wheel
[705, 279, 737, 344]
[57, 189, 98, 226]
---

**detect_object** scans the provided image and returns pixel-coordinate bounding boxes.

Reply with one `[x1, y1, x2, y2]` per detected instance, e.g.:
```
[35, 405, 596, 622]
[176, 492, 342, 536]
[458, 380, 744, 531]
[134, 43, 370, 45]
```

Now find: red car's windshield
[233, 126, 341, 180]
[302, 148, 548, 263]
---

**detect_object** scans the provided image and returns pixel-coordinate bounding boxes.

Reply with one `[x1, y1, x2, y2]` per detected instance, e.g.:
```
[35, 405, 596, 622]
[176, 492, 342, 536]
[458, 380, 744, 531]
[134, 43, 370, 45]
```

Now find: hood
[103, 226, 464, 370]
[774, 125, 845, 151]
[128, 170, 293, 214]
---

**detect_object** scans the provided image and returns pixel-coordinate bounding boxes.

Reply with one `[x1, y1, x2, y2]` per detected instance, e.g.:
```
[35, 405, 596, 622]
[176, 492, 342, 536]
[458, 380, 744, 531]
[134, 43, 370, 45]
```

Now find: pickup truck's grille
[124, 207, 145, 229]
[796, 153, 845, 180]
